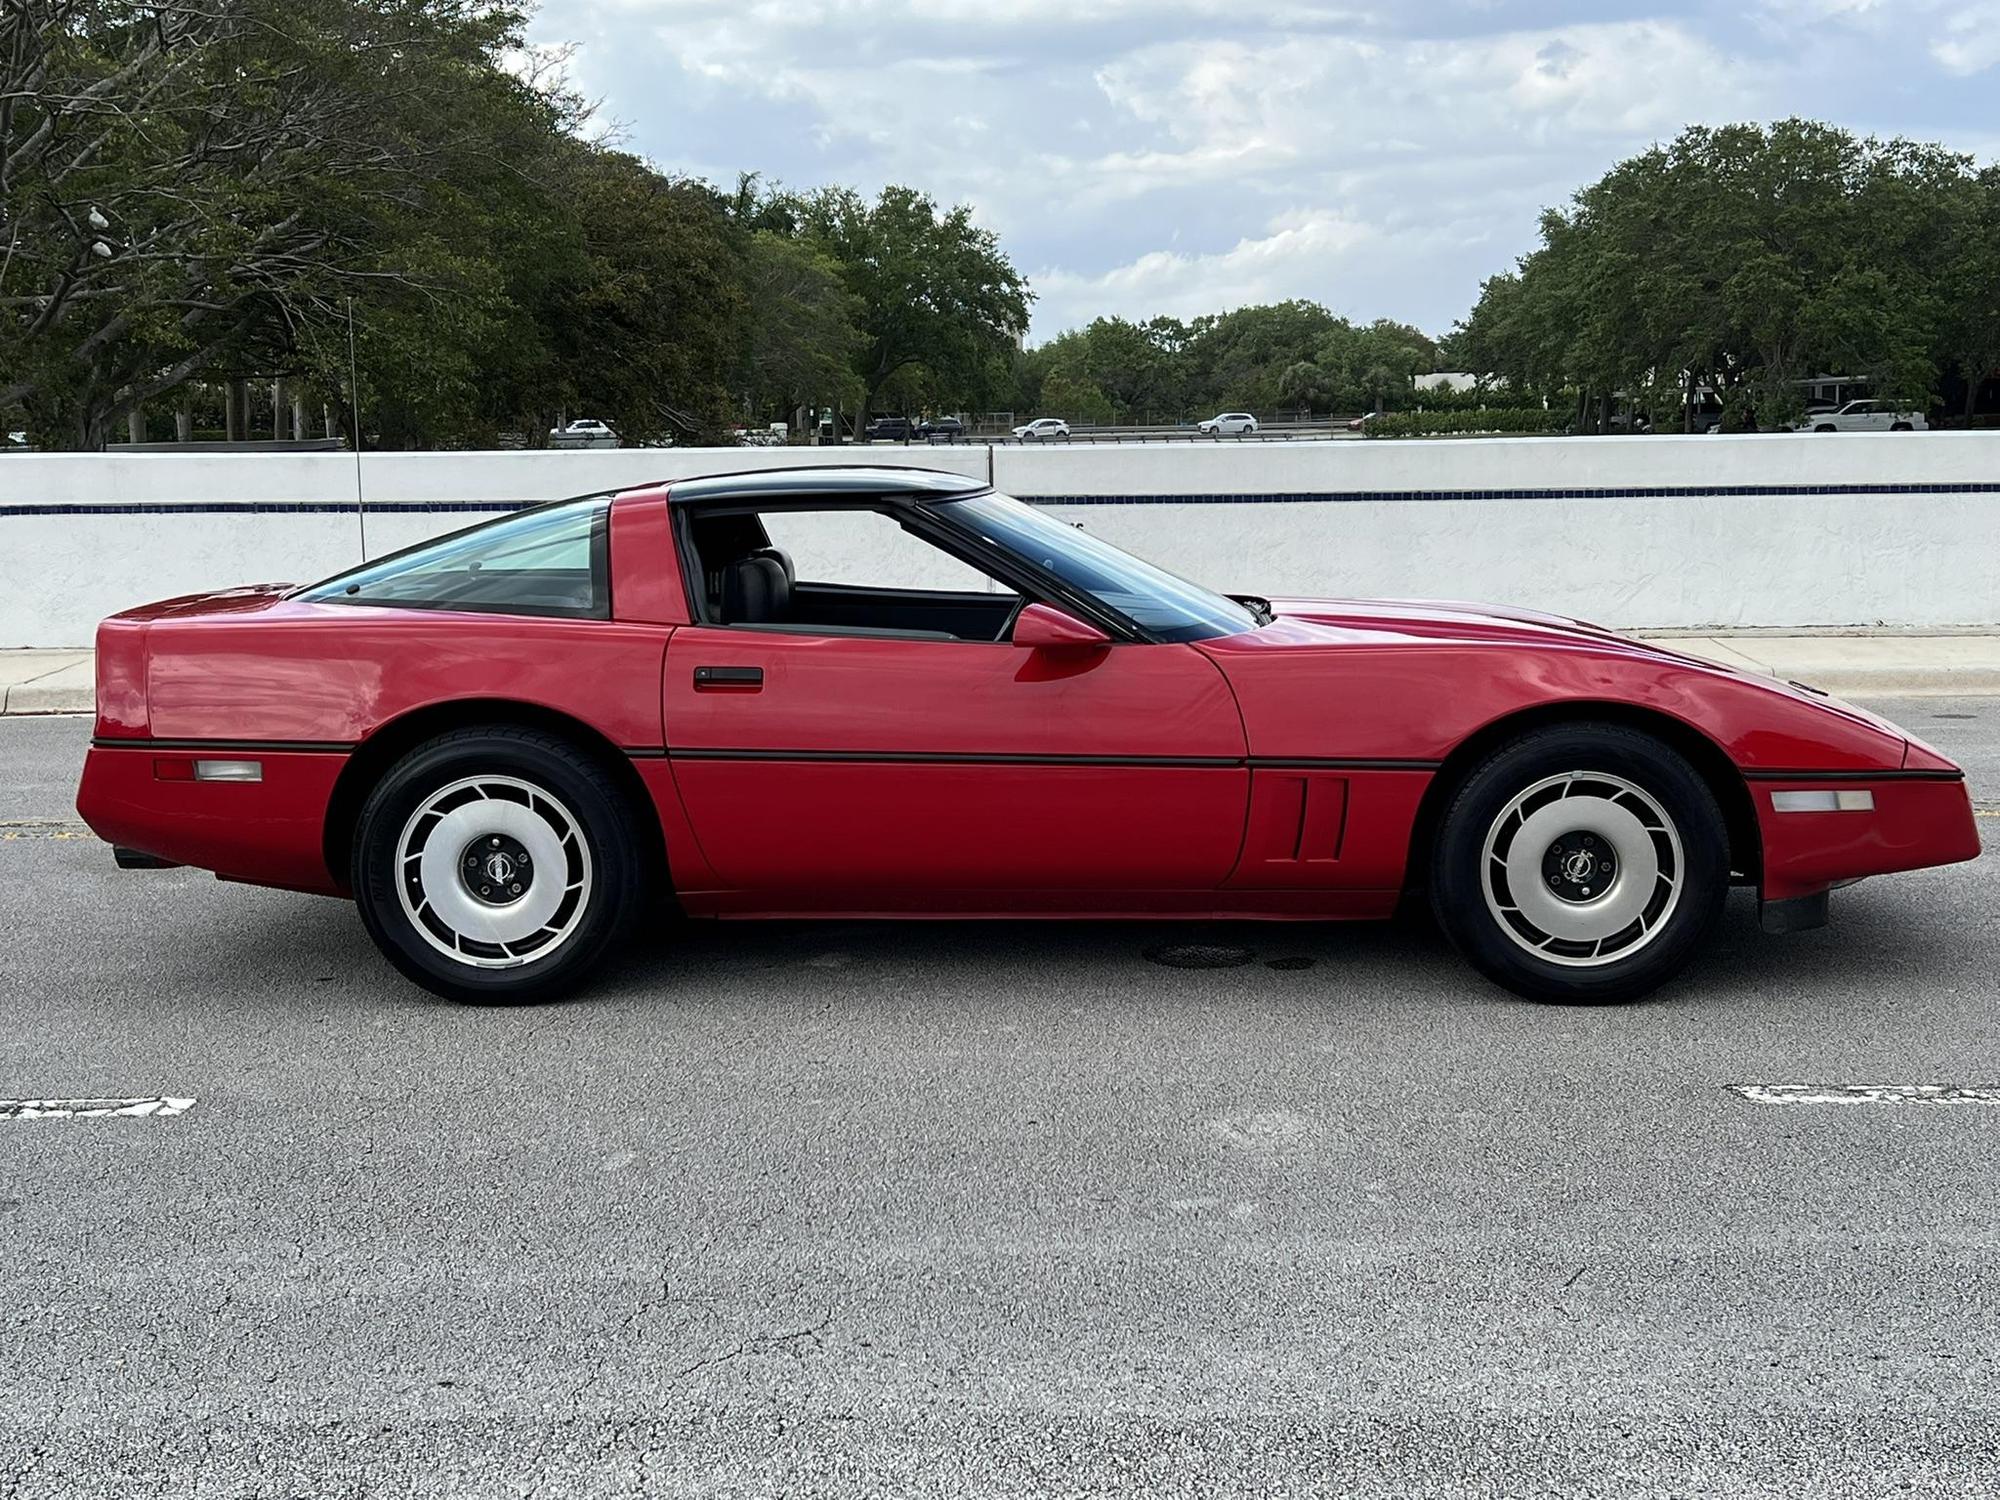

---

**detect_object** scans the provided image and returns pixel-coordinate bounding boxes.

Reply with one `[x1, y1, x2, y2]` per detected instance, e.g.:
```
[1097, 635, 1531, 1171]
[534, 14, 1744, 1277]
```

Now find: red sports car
[77, 466, 1980, 1005]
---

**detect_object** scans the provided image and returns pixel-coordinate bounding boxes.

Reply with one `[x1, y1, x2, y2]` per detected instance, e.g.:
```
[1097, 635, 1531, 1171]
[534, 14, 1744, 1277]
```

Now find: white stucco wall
[1, 434, 1994, 646]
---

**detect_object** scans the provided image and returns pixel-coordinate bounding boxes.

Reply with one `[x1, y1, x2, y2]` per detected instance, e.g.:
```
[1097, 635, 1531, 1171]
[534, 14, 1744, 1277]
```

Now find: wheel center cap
[461, 834, 533, 905]
[1541, 831, 1615, 903]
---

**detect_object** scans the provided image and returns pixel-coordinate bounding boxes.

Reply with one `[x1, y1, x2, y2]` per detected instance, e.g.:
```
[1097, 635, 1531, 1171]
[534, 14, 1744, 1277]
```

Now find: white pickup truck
[1794, 399, 1927, 433]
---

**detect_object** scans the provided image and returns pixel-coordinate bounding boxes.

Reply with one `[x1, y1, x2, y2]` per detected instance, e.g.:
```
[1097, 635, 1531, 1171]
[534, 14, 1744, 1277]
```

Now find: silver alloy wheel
[395, 774, 593, 969]
[1479, 771, 1683, 968]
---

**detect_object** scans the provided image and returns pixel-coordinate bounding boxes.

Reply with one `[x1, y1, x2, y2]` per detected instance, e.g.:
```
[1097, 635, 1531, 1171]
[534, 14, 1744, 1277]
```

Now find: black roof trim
[662, 466, 990, 505]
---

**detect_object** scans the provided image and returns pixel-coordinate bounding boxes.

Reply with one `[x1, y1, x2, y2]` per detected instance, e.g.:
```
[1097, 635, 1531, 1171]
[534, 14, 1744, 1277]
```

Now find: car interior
[684, 505, 1025, 642]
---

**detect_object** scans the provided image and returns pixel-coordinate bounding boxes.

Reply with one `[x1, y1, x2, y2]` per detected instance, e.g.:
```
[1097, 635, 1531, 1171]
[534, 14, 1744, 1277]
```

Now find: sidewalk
[5, 634, 2000, 717]
[0, 651, 94, 715]
[1645, 633, 2000, 697]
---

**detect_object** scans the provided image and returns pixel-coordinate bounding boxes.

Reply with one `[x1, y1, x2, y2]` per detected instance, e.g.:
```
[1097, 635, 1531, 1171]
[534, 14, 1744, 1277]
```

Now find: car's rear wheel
[1429, 724, 1729, 1004]
[351, 728, 644, 1004]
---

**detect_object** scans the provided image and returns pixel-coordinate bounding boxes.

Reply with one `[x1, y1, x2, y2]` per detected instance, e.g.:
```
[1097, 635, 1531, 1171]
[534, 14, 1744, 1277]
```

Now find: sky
[522, 0, 2000, 344]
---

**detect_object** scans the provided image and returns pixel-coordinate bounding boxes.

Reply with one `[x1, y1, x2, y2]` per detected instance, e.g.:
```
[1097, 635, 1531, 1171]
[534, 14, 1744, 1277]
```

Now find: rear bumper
[77, 743, 348, 895]
[1754, 772, 1981, 905]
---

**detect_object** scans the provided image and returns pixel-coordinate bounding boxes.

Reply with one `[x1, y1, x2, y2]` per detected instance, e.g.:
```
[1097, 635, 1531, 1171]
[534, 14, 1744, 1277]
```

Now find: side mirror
[1013, 602, 1110, 650]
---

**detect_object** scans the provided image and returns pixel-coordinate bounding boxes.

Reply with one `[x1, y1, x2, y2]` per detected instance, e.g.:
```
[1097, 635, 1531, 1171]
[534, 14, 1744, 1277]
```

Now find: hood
[108, 584, 295, 623]
[1256, 596, 1917, 750]
[1265, 596, 1687, 655]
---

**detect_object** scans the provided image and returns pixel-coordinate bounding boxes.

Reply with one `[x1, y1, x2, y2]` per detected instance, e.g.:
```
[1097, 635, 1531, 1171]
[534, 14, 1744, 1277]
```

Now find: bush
[1363, 408, 1568, 437]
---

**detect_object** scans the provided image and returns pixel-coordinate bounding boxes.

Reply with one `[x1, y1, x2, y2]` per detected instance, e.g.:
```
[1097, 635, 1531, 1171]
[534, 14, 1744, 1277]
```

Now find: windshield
[939, 492, 1257, 643]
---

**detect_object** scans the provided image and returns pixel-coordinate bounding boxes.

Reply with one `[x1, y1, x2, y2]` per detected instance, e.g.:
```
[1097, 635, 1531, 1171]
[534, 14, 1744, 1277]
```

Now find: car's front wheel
[1429, 724, 1729, 1004]
[351, 728, 644, 1004]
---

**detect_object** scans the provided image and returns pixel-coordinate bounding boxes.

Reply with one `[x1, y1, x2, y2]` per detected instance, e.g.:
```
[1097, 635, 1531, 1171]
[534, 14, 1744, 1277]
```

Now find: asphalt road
[3, 703, 1997, 1498]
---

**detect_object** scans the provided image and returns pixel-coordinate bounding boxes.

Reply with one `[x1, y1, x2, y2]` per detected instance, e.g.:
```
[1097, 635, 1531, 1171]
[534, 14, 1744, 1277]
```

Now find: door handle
[693, 665, 763, 689]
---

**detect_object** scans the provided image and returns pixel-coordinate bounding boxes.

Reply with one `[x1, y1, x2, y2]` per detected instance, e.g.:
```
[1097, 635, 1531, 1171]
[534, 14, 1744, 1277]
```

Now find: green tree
[737, 230, 865, 434]
[1036, 369, 1113, 425]
[521, 151, 745, 446]
[1276, 358, 1339, 412]
[1027, 315, 1191, 422]
[1935, 166, 2000, 417]
[0, 0, 582, 447]
[791, 184, 1031, 437]
[1456, 119, 1979, 430]
[1182, 300, 1344, 411]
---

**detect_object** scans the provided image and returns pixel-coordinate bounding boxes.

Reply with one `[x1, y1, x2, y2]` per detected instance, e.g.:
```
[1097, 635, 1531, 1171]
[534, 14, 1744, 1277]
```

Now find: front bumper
[1754, 772, 1981, 908]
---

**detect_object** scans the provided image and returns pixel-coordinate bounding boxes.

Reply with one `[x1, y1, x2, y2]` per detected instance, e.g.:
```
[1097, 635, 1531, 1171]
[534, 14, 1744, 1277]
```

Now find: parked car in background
[920, 416, 966, 443]
[865, 415, 919, 442]
[1792, 400, 1927, 433]
[549, 418, 619, 450]
[1012, 417, 1070, 442]
[1687, 397, 1726, 434]
[77, 466, 1981, 1008]
[1198, 412, 1259, 436]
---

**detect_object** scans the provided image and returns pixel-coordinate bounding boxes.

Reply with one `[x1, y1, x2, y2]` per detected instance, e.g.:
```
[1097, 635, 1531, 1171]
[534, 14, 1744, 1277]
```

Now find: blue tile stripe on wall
[3, 482, 2000, 517]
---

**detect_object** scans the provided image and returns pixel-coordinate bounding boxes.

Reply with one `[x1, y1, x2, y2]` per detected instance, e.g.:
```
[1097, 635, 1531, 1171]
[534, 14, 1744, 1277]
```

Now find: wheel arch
[1402, 700, 1760, 894]
[322, 699, 669, 897]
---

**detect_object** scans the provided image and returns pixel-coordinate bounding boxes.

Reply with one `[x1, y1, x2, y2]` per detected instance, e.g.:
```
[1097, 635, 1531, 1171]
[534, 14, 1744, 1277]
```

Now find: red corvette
[77, 466, 1979, 1005]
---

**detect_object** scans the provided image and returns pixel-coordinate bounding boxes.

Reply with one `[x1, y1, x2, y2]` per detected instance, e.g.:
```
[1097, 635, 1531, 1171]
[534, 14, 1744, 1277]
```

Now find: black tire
[1891, 422, 1912, 431]
[1429, 724, 1729, 1005]
[1814, 424, 1837, 433]
[351, 727, 645, 1004]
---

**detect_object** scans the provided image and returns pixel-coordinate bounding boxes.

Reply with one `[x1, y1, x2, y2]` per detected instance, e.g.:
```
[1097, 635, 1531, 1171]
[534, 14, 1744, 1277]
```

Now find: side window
[687, 504, 1020, 642]
[295, 497, 609, 619]
[760, 509, 1005, 592]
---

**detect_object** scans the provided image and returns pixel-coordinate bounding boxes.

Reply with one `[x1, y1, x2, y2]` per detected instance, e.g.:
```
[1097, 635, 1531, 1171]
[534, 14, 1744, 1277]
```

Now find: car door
[661, 501, 1249, 903]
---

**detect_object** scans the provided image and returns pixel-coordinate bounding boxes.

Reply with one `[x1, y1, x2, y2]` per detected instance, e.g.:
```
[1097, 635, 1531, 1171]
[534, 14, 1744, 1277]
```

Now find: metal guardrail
[860, 424, 1364, 447]
[1030, 427, 1360, 445]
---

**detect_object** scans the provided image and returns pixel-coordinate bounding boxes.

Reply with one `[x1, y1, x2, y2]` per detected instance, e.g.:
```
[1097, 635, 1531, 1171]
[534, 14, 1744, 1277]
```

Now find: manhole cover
[1146, 943, 1256, 969]
[1265, 956, 1316, 971]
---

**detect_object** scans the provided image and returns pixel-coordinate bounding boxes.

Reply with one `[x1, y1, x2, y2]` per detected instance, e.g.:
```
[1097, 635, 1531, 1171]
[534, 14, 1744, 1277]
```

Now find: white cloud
[1094, 21, 1759, 160]
[1033, 209, 1377, 329]
[526, 1, 2000, 342]
[1755, 0, 2000, 75]
[1027, 21, 1760, 333]
[1932, 2, 2000, 75]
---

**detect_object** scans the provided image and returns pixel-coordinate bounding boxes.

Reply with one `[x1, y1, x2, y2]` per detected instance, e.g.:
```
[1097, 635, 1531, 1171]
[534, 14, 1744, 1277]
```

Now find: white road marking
[0, 1097, 196, 1120]
[1732, 1084, 2000, 1104]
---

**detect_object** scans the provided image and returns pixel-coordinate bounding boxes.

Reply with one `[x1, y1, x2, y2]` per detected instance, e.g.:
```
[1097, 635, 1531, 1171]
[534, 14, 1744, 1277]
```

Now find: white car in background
[1198, 412, 1259, 435]
[548, 417, 621, 449]
[1013, 417, 1070, 442]
[1794, 400, 1926, 433]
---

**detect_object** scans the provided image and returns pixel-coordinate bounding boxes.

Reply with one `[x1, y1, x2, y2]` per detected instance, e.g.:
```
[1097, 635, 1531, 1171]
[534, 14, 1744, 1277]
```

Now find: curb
[0, 650, 95, 716]
[1, 686, 95, 715]
[1775, 668, 2000, 698]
